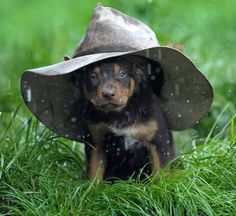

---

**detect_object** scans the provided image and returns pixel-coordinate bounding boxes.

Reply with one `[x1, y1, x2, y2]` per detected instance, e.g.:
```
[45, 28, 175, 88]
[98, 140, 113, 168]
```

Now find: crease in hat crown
[73, 5, 159, 57]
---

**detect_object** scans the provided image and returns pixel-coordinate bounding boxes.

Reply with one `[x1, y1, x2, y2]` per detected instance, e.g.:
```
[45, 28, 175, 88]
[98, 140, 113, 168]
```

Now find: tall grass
[0, 108, 235, 215]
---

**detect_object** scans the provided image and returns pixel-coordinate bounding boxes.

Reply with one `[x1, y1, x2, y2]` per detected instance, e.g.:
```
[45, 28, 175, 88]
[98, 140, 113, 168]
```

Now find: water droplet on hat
[26, 87, 32, 102]
[71, 117, 77, 122]
[151, 75, 156, 80]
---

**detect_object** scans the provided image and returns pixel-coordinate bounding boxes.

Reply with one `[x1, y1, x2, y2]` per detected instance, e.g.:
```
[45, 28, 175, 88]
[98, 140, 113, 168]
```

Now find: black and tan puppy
[74, 56, 176, 181]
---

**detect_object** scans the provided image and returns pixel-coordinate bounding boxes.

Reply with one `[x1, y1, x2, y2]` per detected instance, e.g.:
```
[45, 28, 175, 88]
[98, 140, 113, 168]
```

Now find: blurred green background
[0, 0, 235, 141]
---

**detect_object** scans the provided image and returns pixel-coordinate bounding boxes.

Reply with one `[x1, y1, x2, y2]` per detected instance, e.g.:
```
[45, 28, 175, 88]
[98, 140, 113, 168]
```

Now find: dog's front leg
[86, 123, 108, 181]
[147, 129, 175, 178]
[146, 144, 162, 175]
[86, 145, 106, 181]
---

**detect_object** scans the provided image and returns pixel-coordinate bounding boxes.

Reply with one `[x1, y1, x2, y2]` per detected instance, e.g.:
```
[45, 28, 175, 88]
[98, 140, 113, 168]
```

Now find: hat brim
[21, 46, 213, 141]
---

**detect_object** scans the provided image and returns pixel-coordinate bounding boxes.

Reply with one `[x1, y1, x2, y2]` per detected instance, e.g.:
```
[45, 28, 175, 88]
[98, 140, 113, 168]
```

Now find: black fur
[72, 56, 176, 180]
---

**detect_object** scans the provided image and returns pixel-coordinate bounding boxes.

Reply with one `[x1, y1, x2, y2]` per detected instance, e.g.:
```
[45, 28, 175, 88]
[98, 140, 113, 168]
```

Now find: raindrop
[170, 93, 174, 96]
[145, 49, 150, 58]
[186, 99, 190, 103]
[147, 63, 152, 75]
[99, 160, 103, 164]
[41, 99, 45, 103]
[44, 110, 49, 114]
[175, 84, 179, 95]
[125, 111, 130, 116]
[158, 49, 162, 59]
[175, 66, 179, 71]
[26, 87, 32, 102]
[64, 104, 68, 108]
[151, 75, 156, 80]
[177, 78, 184, 83]
[37, 155, 42, 161]
[71, 117, 77, 122]
[178, 113, 182, 118]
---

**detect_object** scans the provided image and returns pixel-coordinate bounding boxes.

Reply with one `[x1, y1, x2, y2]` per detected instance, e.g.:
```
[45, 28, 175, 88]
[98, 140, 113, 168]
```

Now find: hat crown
[74, 5, 159, 57]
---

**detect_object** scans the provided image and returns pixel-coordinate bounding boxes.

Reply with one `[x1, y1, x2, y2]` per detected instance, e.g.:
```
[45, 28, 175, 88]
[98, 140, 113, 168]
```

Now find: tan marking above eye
[114, 63, 121, 73]
[93, 66, 100, 74]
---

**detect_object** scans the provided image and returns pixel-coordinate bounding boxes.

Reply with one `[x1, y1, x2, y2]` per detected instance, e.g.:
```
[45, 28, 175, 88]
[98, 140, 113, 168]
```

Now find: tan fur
[114, 63, 120, 73]
[87, 123, 108, 180]
[86, 148, 106, 181]
[128, 78, 135, 97]
[110, 120, 158, 141]
[147, 144, 161, 174]
[94, 66, 100, 74]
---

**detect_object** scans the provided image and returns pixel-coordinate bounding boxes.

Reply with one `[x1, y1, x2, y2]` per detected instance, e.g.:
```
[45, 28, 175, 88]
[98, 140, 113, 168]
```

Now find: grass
[0, 111, 235, 215]
[0, 0, 236, 215]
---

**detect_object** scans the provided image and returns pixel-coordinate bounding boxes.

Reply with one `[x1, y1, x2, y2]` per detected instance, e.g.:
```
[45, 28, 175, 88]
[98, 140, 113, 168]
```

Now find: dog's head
[80, 56, 163, 112]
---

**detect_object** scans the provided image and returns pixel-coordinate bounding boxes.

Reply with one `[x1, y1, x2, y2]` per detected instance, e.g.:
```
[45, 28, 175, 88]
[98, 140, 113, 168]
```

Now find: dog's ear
[132, 64, 148, 91]
[135, 60, 164, 95]
[147, 61, 164, 96]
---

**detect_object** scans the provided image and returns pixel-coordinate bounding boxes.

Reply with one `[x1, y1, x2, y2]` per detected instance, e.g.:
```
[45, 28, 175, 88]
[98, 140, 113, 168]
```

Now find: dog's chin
[92, 101, 127, 113]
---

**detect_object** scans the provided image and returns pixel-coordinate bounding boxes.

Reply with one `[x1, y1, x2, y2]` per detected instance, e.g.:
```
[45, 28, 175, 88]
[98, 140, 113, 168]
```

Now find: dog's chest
[88, 120, 157, 150]
[109, 120, 157, 140]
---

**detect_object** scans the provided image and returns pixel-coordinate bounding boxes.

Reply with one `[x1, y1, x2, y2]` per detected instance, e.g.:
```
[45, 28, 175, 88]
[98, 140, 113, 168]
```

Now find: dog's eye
[118, 71, 127, 79]
[89, 73, 98, 80]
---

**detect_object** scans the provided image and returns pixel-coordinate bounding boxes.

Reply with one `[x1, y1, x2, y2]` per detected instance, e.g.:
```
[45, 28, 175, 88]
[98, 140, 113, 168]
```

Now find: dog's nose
[102, 86, 115, 100]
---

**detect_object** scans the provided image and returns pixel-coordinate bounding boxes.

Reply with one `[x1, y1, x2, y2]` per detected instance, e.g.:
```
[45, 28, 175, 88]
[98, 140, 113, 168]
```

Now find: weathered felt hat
[21, 5, 213, 141]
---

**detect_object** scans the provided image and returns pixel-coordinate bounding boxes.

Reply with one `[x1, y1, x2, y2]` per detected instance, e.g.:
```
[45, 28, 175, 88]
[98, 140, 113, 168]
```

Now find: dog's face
[83, 58, 144, 112]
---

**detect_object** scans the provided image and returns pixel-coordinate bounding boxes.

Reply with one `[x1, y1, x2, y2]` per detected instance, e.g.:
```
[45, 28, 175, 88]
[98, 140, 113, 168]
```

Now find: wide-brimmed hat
[21, 5, 213, 142]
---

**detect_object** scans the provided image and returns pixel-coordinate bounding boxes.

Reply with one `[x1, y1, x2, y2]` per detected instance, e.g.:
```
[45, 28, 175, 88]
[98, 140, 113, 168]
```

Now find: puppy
[73, 56, 176, 181]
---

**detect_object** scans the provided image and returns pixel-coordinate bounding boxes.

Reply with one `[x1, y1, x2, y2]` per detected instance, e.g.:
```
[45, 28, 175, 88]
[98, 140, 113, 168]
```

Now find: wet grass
[0, 111, 235, 215]
[0, 0, 236, 215]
